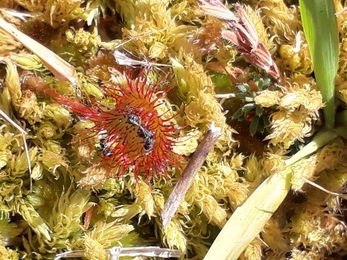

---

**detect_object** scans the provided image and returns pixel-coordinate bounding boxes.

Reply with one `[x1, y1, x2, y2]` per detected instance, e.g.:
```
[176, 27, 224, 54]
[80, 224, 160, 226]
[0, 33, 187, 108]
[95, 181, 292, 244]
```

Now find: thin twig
[54, 246, 182, 260]
[161, 122, 221, 228]
[301, 176, 347, 200]
[112, 28, 172, 68]
[114, 50, 172, 68]
[0, 17, 79, 86]
[0, 109, 32, 191]
[215, 93, 236, 99]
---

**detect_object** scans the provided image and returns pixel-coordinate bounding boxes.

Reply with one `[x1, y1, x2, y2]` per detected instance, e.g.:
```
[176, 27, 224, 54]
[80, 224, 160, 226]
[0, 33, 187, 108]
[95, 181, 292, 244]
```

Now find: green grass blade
[299, 0, 339, 128]
[204, 169, 292, 260]
[204, 127, 338, 259]
[285, 127, 338, 166]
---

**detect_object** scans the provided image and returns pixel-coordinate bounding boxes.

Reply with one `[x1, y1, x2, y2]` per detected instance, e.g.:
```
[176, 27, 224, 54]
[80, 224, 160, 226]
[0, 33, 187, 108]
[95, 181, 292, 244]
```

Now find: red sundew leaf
[101, 72, 183, 179]
[23, 71, 183, 180]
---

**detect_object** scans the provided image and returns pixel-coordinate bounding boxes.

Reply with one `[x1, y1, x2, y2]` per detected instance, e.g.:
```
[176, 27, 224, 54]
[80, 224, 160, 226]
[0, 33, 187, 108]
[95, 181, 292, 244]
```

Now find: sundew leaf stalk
[23, 70, 183, 180]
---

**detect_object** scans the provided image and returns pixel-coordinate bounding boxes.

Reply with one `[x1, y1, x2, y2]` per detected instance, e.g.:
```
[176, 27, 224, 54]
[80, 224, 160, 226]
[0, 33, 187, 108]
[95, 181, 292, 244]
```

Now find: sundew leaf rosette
[23, 70, 183, 180]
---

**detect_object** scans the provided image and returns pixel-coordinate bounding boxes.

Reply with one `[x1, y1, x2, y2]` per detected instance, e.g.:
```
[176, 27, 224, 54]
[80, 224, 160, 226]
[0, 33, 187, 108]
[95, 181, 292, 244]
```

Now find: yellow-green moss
[1, 0, 347, 259]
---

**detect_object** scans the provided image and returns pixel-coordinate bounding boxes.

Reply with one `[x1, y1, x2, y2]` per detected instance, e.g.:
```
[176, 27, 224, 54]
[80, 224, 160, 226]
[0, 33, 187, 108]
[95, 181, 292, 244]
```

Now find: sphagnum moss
[1, 0, 347, 259]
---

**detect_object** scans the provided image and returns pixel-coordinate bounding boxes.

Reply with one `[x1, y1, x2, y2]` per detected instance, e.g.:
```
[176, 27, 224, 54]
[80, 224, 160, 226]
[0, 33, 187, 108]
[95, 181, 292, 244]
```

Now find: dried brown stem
[0, 17, 79, 86]
[161, 123, 221, 228]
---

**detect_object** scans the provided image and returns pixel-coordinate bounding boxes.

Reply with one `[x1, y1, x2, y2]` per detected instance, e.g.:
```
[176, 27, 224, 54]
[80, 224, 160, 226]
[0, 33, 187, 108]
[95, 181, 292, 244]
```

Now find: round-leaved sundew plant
[23, 69, 184, 180]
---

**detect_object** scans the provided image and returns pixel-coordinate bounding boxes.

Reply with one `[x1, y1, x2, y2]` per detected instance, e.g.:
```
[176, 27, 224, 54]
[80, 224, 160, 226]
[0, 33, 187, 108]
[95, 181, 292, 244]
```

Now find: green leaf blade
[299, 0, 339, 128]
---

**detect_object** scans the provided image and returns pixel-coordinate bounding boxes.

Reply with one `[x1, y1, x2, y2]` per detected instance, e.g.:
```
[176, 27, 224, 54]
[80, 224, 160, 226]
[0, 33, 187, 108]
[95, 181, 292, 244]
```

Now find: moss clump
[0, 0, 347, 259]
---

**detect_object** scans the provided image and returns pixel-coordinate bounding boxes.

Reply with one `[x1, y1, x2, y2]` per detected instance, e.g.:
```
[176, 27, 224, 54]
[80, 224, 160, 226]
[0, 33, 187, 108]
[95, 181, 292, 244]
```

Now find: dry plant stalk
[161, 123, 221, 228]
[0, 109, 32, 190]
[54, 246, 182, 260]
[0, 17, 79, 86]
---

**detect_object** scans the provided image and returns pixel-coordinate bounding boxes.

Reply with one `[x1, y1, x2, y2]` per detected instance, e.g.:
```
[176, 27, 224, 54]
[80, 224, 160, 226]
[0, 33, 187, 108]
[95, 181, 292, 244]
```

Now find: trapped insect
[23, 69, 184, 180]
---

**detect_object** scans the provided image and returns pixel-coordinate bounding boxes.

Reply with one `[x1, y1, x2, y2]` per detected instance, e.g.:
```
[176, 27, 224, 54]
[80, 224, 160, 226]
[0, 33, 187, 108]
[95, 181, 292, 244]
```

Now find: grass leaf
[299, 0, 339, 128]
[204, 169, 292, 260]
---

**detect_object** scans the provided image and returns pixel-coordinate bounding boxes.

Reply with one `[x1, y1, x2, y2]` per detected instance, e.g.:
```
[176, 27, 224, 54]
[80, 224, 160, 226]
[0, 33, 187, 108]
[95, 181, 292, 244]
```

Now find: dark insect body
[24, 71, 183, 180]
